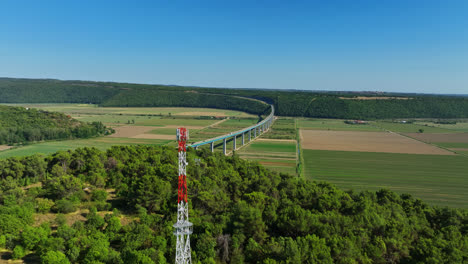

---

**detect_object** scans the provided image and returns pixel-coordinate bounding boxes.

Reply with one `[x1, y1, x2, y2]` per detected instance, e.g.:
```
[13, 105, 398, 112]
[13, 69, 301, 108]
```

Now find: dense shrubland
[0, 105, 112, 145]
[0, 145, 466, 263]
[2, 78, 468, 119]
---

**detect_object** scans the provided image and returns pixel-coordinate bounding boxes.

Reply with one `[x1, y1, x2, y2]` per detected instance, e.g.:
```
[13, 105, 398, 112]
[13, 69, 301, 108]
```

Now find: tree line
[2, 77, 468, 119]
[0, 145, 466, 263]
[0, 105, 113, 145]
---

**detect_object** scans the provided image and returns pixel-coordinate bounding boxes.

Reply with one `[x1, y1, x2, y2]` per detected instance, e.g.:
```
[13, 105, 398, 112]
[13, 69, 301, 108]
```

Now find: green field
[303, 149, 468, 208]
[375, 121, 459, 133]
[433, 142, 468, 148]
[262, 118, 296, 139]
[77, 115, 217, 127]
[0, 137, 170, 159]
[2, 103, 255, 117]
[215, 118, 258, 129]
[149, 128, 192, 135]
[298, 119, 382, 131]
[415, 121, 468, 132]
[238, 140, 297, 175]
[243, 141, 297, 153]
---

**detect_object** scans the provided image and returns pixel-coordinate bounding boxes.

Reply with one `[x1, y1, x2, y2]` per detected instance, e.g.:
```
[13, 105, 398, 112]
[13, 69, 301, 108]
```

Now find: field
[300, 130, 453, 155]
[405, 132, 468, 143]
[237, 139, 297, 175]
[414, 121, 468, 132]
[0, 137, 170, 159]
[298, 119, 382, 131]
[303, 149, 468, 208]
[261, 118, 296, 139]
[0, 104, 254, 159]
[374, 121, 459, 133]
[2, 103, 468, 208]
[2, 103, 255, 117]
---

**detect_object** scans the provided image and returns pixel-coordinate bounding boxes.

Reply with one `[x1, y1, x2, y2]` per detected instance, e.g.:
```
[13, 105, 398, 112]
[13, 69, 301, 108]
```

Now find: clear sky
[1, 0, 467, 94]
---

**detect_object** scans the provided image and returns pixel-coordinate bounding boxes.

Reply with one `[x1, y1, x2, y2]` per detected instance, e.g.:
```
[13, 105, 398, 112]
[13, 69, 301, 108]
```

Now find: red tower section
[177, 128, 188, 203]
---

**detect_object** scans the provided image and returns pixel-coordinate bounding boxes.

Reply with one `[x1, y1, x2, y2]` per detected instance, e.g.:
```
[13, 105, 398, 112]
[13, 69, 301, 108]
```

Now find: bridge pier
[233, 135, 236, 150]
[242, 133, 245, 145]
[254, 128, 257, 138]
[211, 142, 214, 152]
[223, 138, 227, 155]
[249, 130, 251, 141]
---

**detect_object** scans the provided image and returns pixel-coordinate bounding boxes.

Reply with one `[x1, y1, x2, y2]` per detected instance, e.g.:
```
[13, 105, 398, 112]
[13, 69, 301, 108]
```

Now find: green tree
[41, 250, 71, 264]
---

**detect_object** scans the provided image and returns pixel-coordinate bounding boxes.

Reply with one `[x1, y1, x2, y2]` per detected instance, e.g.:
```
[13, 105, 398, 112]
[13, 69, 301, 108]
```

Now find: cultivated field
[300, 130, 453, 155]
[303, 149, 468, 208]
[298, 118, 382, 132]
[262, 118, 296, 139]
[414, 121, 468, 132]
[405, 132, 468, 143]
[237, 139, 297, 175]
[375, 121, 459, 133]
[0, 137, 170, 159]
[2, 104, 255, 117]
[2, 103, 467, 208]
[0, 105, 254, 159]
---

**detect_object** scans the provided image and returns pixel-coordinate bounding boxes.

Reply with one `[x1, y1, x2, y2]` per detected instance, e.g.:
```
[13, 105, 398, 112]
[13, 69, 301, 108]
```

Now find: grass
[149, 128, 186, 135]
[433, 142, 468, 148]
[245, 141, 296, 153]
[375, 121, 459, 133]
[75, 114, 217, 127]
[2, 103, 255, 117]
[216, 118, 259, 129]
[237, 140, 297, 175]
[0, 137, 170, 159]
[262, 118, 296, 140]
[298, 119, 382, 131]
[303, 149, 468, 208]
[415, 121, 468, 132]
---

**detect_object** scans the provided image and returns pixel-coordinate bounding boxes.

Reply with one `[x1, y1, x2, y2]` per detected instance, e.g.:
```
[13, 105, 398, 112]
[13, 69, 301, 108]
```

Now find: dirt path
[0, 145, 12, 151]
[207, 118, 228, 128]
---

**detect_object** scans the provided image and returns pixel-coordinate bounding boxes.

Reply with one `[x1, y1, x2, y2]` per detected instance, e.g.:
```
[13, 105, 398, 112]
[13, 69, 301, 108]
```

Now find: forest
[0, 105, 113, 145]
[0, 145, 466, 263]
[2, 78, 468, 119]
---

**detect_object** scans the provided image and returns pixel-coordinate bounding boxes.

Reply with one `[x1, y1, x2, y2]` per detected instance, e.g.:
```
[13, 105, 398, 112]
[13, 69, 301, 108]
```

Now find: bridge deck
[189, 105, 274, 148]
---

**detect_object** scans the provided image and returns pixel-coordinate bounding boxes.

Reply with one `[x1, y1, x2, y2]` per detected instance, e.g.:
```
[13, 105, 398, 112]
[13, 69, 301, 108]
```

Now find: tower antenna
[174, 128, 192, 264]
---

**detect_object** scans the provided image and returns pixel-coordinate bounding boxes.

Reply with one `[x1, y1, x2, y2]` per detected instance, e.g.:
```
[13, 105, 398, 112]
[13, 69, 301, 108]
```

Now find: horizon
[2, 76, 468, 96]
[1, 0, 468, 94]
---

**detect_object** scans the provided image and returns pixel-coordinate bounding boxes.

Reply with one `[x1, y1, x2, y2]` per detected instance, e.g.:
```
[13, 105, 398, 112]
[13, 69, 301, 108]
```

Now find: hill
[0, 105, 112, 145]
[2, 77, 468, 119]
[0, 146, 466, 263]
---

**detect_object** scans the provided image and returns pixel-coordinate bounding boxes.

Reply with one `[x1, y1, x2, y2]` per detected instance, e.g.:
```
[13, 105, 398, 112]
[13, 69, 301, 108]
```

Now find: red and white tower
[174, 128, 192, 264]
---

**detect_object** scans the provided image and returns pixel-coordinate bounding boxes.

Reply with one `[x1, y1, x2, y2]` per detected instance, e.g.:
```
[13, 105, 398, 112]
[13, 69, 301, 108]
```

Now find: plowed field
[300, 130, 453, 155]
[405, 133, 468, 143]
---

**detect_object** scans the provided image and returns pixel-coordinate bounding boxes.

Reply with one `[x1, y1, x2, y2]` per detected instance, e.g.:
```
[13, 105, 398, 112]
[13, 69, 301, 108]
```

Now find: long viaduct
[188, 104, 275, 155]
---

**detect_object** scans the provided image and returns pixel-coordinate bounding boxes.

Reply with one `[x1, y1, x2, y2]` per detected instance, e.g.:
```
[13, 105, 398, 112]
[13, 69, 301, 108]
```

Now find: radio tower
[174, 128, 192, 264]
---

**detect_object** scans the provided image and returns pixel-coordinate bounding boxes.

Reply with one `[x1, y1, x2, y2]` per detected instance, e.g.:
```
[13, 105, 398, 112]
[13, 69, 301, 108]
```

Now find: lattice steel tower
[174, 128, 192, 264]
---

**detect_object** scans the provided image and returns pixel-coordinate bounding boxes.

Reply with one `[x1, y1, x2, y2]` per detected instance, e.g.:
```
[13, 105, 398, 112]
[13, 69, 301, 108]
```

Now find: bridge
[188, 105, 275, 155]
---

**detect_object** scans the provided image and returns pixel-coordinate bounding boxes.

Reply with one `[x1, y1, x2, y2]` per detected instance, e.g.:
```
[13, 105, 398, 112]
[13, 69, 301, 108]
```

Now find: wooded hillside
[0, 146, 466, 263]
[0, 105, 112, 145]
[2, 77, 468, 119]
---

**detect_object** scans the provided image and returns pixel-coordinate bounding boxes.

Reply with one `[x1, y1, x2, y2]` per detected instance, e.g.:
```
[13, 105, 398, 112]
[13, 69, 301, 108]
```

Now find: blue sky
[1, 0, 467, 94]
